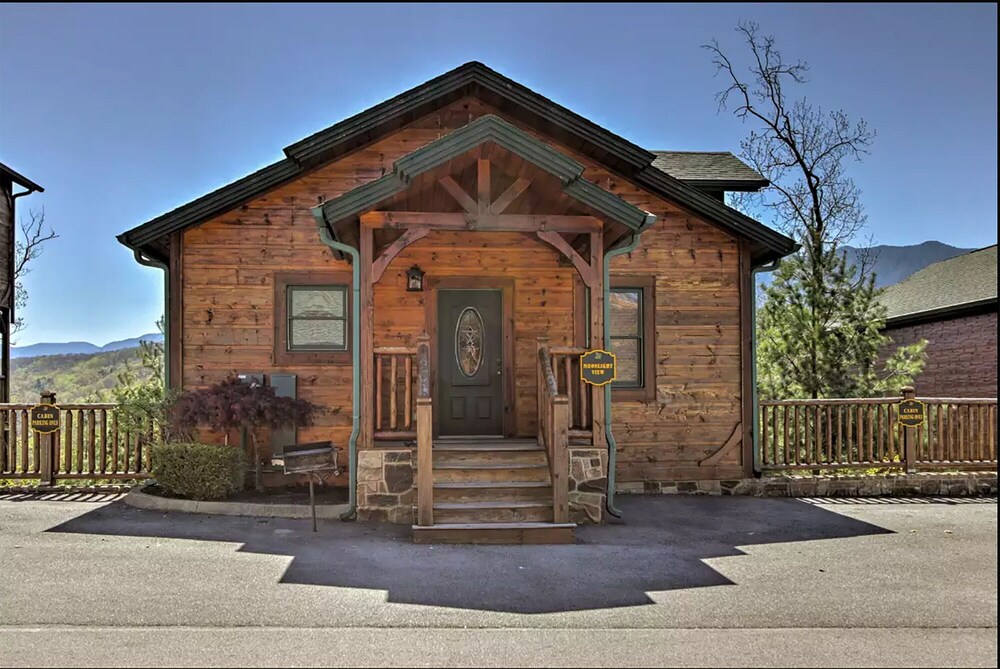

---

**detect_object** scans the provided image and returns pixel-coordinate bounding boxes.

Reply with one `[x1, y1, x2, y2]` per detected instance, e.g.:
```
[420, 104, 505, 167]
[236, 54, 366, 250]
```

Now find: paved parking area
[0, 494, 996, 666]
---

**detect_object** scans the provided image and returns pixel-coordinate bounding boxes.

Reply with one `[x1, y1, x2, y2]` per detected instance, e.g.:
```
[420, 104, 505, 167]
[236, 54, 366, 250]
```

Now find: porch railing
[537, 339, 569, 523]
[373, 346, 417, 441]
[760, 388, 997, 472]
[548, 346, 594, 443]
[1, 396, 152, 483]
[414, 333, 434, 526]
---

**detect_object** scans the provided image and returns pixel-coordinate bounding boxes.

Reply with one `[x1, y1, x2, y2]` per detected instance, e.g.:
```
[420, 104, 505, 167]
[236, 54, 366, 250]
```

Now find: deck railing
[548, 346, 594, 444]
[537, 338, 569, 523]
[373, 346, 417, 441]
[760, 388, 997, 472]
[1, 396, 152, 483]
[414, 333, 434, 526]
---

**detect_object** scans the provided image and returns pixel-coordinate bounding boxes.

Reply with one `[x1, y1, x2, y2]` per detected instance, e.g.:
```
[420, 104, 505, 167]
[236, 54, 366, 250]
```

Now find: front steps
[412, 438, 575, 544]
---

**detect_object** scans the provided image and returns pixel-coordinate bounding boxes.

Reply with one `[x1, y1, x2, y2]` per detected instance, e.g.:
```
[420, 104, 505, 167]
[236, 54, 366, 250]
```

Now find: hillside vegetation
[9, 346, 151, 404]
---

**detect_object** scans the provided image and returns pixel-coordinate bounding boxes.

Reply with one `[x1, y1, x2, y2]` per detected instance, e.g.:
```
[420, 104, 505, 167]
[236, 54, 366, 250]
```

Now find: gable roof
[118, 61, 795, 265]
[316, 115, 656, 232]
[881, 245, 997, 326]
[652, 151, 768, 191]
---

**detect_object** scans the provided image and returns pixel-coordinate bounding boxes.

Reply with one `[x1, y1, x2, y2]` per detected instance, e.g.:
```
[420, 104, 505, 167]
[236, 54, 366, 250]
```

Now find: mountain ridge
[11, 333, 164, 359]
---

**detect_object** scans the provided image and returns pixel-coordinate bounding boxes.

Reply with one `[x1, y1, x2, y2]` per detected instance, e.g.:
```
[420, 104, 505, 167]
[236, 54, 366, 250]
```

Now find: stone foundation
[356, 449, 415, 524]
[568, 448, 608, 523]
[616, 471, 997, 498]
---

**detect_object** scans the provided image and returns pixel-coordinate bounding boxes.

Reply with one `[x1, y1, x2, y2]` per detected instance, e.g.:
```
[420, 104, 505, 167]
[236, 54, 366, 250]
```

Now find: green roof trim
[315, 115, 654, 231]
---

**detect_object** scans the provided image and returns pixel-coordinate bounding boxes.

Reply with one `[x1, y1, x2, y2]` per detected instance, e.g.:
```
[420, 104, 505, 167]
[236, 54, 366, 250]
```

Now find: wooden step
[433, 448, 548, 467]
[433, 463, 551, 484]
[433, 439, 541, 451]
[412, 522, 575, 545]
[430, 501, 554, 524]
[433, 481, 552, 503]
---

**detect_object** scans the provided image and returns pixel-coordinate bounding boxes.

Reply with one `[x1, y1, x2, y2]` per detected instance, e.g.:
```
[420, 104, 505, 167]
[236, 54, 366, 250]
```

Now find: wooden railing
[760, 388, 997, 472]
[414, 333, 434, 526]
[549, 346, 594, 444]
[1, 396, 152, 483]
[537, 339, 569, 523]
[374, 346, 417, 441]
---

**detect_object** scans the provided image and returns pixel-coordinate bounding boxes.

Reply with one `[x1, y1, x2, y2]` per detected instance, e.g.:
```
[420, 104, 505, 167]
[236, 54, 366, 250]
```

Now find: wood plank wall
[180, 97, 745, 482]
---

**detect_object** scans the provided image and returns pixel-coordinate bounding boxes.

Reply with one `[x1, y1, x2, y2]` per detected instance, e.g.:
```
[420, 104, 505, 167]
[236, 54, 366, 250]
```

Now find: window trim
[609, 275, 656, 401]
[274, 271, 352, 365]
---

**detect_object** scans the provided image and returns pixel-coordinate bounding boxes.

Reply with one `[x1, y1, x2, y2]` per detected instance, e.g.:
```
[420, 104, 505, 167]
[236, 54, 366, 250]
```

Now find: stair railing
[415, 332, 434, 526]
[537, 338, 570, 523]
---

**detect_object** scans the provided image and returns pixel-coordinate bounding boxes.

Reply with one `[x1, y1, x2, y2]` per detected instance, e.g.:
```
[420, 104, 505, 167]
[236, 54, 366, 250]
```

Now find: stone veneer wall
[356, 449, 415, 524]
[568, 448, 608, 524]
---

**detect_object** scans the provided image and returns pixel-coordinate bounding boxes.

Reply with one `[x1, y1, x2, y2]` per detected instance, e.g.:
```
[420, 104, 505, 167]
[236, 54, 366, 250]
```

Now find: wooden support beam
[438, 176, 477, 213]
[360, 225, 375, 450]
[361, 211, 602, 232]
[371, 226, 430, 284]
[590, 230, 606, 449]
[477, 159, 491, 214]
[536, 230, 595, 288]
[489, 177, 532, 215]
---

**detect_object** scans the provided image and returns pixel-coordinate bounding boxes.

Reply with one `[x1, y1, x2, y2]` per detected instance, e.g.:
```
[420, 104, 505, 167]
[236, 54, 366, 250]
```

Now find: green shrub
[151, 442, 247, 500]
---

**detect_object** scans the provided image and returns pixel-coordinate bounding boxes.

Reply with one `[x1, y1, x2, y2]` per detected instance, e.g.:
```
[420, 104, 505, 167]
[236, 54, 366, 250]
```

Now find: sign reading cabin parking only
[897, 399, 926, 428]
[580, 349, 617, 386]
[30, 404, 61, 434]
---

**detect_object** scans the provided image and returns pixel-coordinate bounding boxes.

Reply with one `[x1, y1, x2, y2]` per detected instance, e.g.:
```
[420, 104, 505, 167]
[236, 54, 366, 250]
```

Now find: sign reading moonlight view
[580, 350, 617, 386]
[30, 404, 61, 434]
[897, 399, 926, 428]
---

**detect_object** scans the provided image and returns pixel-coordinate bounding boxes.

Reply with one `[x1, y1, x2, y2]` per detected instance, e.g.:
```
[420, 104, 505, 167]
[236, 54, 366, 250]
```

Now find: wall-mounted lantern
[406, 265, 425, 292]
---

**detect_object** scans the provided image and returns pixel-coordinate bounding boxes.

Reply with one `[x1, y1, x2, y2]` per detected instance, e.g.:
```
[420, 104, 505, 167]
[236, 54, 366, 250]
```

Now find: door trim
[426, 276, 516, 438]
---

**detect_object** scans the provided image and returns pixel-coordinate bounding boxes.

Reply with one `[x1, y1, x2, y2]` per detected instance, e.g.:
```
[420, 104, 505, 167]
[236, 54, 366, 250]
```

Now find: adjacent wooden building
[1, 162, 44, 403]
[119, 63, 796, 542]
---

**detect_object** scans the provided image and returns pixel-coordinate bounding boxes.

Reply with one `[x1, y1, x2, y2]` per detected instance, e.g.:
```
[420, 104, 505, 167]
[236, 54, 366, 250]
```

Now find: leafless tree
[8, 208, 58, 336]
[704, 21, 878, 277]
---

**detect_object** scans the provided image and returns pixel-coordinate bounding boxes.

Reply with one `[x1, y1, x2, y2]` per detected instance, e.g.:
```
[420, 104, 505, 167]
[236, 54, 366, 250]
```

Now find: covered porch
[311, 115, 655, 542]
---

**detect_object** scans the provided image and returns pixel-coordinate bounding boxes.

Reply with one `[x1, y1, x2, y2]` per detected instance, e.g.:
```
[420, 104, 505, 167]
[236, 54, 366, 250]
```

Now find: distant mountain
[9, 346, 152, 403]
[11, 332, 164, 359]
[842, 241, 975, 288]
[759, 241, 975, 289]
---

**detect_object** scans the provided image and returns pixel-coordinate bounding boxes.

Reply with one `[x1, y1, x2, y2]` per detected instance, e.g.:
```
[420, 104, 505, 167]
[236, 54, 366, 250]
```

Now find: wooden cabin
[119, 63, 796, 543]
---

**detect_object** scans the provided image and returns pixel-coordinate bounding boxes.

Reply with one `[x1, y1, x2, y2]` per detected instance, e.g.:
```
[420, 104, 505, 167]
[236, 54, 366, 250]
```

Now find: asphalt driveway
[0, 492, 996, 667]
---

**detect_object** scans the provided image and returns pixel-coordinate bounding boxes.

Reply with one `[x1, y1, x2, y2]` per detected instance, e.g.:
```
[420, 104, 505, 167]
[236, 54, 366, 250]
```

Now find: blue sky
[1, 3, 996, 346]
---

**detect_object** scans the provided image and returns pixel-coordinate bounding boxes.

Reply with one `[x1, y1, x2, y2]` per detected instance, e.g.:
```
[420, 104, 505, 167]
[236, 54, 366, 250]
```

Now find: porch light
[406, 265, 425, 292]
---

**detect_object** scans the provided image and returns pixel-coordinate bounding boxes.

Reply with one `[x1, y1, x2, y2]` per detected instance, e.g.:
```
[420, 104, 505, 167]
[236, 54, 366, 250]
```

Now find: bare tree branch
[7, 207, 58, 337]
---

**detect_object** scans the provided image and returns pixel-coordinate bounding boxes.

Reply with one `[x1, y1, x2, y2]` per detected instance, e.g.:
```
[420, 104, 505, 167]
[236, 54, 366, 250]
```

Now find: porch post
[590, 231, 606, 448]
[360, 224, 374, 450]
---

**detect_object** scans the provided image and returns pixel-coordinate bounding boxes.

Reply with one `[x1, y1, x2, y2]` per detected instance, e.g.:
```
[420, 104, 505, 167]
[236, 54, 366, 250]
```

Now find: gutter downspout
[133, 250, 170, 389]
[749, 257, 782, 476]
[603, 215, 656, 519]
[311, 209, 360, 521]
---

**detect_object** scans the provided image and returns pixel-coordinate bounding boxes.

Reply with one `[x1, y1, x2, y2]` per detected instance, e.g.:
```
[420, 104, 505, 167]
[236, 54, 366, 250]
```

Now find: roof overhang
[884, 296, 998, 329]
[313, 115, 656, 233]
[0, 161, 44, 193]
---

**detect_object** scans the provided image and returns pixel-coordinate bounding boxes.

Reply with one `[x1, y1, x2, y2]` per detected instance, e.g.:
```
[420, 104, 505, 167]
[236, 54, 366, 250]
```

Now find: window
[286, 285, 348, 350]
[609, 276, 656, 400]
[274, 272, 351, 365]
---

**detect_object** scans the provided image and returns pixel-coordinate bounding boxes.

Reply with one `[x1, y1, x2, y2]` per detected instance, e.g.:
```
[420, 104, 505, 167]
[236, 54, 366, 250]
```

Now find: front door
[437, 289, 504, 436]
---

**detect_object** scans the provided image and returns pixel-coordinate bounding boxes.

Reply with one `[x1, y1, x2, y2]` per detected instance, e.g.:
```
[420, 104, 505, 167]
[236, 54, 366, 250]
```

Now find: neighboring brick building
[880, 245, 997, 398]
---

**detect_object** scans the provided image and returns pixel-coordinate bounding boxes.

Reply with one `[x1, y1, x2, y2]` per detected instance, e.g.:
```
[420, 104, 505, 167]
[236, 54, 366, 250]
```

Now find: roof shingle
[880, 245, 998, 322]
[651, 151, 767, 189]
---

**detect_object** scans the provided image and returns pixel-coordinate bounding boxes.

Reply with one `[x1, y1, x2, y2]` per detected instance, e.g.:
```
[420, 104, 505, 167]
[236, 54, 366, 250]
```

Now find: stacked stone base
[568, 448, 608, 524]
[356, 449, 414, 524]
[616, 471, 997, 498]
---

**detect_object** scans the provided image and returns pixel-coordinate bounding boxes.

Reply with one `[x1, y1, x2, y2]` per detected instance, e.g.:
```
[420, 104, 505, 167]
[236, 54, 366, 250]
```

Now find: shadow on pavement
[46, 495, 893, 613]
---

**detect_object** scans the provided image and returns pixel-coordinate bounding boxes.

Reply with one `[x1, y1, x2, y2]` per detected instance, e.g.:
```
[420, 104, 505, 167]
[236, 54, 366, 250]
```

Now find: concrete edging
[124, 483, 350, 519]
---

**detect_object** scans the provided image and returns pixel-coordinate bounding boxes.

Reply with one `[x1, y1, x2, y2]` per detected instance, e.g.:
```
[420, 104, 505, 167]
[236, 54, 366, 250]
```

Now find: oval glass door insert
[455, 307, 485, 377]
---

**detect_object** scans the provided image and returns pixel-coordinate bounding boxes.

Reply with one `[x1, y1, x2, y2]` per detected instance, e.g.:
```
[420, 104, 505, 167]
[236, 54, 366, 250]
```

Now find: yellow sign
[30, 404, 61, 434]
[580, 349, 617, 386]
[897, 399, 925, 428]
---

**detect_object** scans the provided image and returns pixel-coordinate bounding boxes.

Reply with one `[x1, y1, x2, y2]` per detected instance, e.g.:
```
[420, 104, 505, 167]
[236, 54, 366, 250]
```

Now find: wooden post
[902, 386, 917, 473]
[415, 333, 433, 527]
[589, 231, 606, 448]
[551, 396, 570, 523]
[38, 391, 56, 486]
[536, 337, 548, 447]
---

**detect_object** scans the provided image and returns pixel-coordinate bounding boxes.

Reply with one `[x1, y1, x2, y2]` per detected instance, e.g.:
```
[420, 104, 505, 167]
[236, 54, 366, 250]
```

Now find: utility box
[269, 373, 297, 457]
